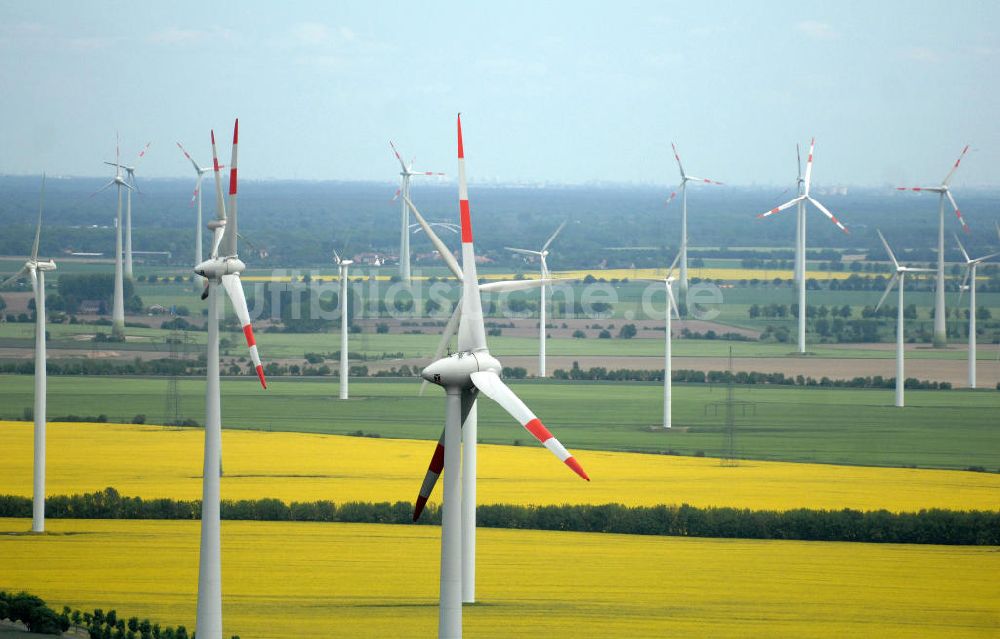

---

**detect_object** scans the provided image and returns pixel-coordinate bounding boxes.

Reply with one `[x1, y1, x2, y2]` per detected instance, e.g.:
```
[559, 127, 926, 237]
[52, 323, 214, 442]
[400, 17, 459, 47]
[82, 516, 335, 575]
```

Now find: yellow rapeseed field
[0, 518, 996, 638]
[1, 421, 997, 512]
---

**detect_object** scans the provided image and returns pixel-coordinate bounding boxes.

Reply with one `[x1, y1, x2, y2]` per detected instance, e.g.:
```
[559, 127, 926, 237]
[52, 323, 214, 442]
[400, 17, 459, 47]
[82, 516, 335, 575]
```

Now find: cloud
[796, 20, 837, 40]
[288, 22, 357, 47]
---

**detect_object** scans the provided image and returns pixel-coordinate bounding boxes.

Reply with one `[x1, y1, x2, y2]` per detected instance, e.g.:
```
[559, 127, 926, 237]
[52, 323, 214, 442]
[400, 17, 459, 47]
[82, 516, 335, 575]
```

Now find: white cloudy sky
[1, 1, 997, 186]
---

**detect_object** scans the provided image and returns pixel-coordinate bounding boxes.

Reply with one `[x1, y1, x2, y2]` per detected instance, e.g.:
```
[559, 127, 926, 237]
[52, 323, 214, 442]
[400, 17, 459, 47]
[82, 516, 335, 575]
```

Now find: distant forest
[1, 176, 998, 269]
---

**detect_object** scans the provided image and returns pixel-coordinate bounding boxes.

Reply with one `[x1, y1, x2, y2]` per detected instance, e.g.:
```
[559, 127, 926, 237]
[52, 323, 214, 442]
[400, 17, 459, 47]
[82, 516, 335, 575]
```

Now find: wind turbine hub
[194, 257, 245, 281]
[421, 350, 501, 389]
[33, 260, 57, 272]
[207, 220, 226, 231]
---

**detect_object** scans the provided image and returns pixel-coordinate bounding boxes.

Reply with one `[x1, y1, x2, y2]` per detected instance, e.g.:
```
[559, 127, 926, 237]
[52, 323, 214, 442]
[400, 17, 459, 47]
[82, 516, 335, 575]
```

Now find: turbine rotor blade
[665, 251, 681, 280]
[177, 141, 202, 173]
[420, 303, 463, 397]
[220, 118, 239, 257]
[480, 278, 554, 294]
[412, 431, 445, 521]
[470, 370, 589, 480]
[942, 144, 970, 186]
[670, 142, 686, 179]
[455, 113, 487, 353]
[953, 232, 971, 263]
[665, 280, 680, 319]
[875, 273, 899, 312]
[806, 196, 850, 234]
[404, 195, 462, 280]
[221, 273, 266, 388]
[958, 267, 970, 306]
[32, 174, 45, 261]
[945, 190, 969, 233]
[542, 220, 568, 252]
[877, 229, 899, 270]
[757, 196, 803, 219]
[803, 137, 815, 195]
[1, 266, 29, 288]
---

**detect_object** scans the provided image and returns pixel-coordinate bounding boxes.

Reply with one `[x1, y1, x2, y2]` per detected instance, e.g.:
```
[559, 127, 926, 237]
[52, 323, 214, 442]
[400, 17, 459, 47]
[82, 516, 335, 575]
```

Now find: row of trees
[0, 488, 995, 546]
[549, 362, 954, 389]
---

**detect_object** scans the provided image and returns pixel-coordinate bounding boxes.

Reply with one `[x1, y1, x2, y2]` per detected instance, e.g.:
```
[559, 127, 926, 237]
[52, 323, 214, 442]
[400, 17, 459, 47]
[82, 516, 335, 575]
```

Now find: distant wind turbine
[177, 142, 219, 271]
[105, 142, 150, 279]
[875, 230, 934, 408]
[505, 220, 567, 377]
[666, 142, 723, 293]
[334, 249, 353, 400]
[954, 234, 999, 389]
[896, 145, 972, 348]
[390, 140, 444, 285]
[2, 176, 55, 532]
[94, 135, 133, 339]
[757, 139, 850, 354]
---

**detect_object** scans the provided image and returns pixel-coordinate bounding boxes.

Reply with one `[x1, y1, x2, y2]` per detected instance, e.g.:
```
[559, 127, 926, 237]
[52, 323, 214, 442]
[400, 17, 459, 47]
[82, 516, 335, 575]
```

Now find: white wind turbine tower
[334, 249, 353, 399]
[505, 220, 567, 377]
[3, 176, 55, 533]
[404, 192, 556, 605]
[416, 116, 588, 637]
[758, 139, 850, 354]
[94, 136, 134, 340]
[635, 253, 682, 429]
[896, 145, 972, 348]
[192, 119, 267, 639]
[875, 230, 934, 408]
[954, 234, 999, 389]
[666, 142, 723, 292]
[390, 140, 444, 285]
[105, 142, 151, 279]
[177, 142, 217, 270]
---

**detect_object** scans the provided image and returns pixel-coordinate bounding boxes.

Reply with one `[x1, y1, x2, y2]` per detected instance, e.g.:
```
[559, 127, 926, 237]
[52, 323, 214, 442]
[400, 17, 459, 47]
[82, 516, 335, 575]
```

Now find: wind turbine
[896, 145, 972, 348]
[105, 142, 151, 279]
[192, 119, 267, 639]
[94, 135, 134, 340]
[635, 253, 682, 429]
[757, 138, 850, 354]
[954, 234, 999, 389]
[504, 220, 567, 377]
[405, 192, 557, 605]
[875, 230, 934, 408]
[666, 142, 723, 292]
[417, 116, 589, 637]
[3, 176, 55, 533]
[390, 140, 445, 285]
[410, 221, 461, 236]
[334, 249, 353, 399]
[177, 142, 217, 270]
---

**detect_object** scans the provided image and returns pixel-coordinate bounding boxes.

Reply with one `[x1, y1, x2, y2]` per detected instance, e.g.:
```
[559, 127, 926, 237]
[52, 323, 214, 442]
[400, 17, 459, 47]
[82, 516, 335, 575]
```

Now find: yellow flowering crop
[1, 421, 997, 512]
[0, 518, 996, 638]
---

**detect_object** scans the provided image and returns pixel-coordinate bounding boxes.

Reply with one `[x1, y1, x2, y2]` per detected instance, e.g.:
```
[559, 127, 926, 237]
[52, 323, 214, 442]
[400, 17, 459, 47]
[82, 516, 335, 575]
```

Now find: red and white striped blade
[389, 140, 409, 173]
[757, 196, 803, 219]
[190, 186, 198, 205]
[412, 430, 445, 521]
[220, 118, 239, 257]
[671, 142, 686, 178]
[945, 191, 969, 232]
[405, 195, 462, 280]
[665, 181, 683, 207]
[895, 186, 943, 192]
[177, 141, 202, 173]
[221, 273, 266, 389]
[803, 138, 815, 195]
[470, 370, 589, 481]
[942, 145, 970, 186]
[210, 129, 227, 229]
[685, 175, 723, 185]
[456, 113, 487, 353]
[807, 196, 849, 234]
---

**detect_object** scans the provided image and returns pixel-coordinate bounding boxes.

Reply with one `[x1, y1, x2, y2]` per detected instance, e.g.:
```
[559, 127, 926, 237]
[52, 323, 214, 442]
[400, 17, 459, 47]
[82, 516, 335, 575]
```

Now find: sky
[1, 1, 998, 187]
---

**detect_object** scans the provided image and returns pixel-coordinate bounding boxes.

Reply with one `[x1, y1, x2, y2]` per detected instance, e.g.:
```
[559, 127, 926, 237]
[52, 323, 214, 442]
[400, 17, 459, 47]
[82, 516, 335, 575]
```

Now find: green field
[1, 375, 997, 470]
[2, 319, 998, 362]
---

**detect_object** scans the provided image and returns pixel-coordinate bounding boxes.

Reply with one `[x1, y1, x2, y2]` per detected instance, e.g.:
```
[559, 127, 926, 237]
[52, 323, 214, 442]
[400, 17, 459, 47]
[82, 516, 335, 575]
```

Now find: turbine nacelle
[421, 350, 502, 389]
[31, 260, 57, 273]
[194, 257, 245, 281]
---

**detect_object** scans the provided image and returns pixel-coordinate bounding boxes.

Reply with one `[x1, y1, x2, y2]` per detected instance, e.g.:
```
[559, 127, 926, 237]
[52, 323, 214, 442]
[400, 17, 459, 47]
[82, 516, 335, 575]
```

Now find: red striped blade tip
[256, 365, 267, 389]
[232, 118, 238, 143]
[457, 113, 465, 159]
[565, 457, 590, 481]
[413, 495, 429, 521]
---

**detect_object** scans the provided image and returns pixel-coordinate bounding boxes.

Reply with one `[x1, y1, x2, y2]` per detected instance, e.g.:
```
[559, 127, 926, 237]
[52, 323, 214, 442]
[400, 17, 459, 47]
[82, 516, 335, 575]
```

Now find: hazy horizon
[1, 1, 998, 187]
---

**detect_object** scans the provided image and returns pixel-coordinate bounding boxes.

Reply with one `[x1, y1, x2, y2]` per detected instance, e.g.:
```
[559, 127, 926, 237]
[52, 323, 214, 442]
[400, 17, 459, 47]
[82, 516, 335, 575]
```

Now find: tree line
[550, 362, 954, 389]
[0, 488, 995, 546]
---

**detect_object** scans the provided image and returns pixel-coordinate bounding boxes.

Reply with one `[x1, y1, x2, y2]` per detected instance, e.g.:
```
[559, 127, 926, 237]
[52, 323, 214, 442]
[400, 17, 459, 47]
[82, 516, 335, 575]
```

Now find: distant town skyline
[1, 1, 997, 187]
